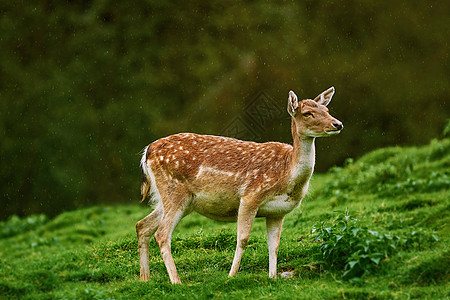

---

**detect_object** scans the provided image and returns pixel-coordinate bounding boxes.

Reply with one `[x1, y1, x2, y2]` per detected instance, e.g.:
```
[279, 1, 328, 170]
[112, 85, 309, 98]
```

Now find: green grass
[1, 138, 449, 299]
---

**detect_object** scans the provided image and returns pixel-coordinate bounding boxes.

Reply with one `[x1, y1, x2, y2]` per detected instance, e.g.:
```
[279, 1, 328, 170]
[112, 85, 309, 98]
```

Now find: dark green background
[1, 1, 448, 219]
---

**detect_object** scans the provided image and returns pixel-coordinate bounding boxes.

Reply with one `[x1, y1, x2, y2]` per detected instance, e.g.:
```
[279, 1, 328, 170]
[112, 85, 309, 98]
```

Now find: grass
[1, 137, 449, 299]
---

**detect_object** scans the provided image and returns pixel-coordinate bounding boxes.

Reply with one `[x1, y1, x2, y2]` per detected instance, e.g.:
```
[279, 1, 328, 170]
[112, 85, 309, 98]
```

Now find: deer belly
[257, 194, 301, 217]
[192, 191, 240, 222]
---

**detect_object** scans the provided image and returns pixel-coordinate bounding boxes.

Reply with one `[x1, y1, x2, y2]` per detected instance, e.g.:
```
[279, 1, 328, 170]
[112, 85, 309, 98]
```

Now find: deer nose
[333, 122, 343, 131]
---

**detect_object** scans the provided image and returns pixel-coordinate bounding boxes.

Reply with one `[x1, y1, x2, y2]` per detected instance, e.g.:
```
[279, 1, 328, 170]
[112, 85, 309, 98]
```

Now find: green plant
[311, 211, 438, 281]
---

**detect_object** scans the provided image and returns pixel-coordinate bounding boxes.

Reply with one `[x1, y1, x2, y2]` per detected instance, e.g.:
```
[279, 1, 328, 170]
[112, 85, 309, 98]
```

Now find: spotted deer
[137, 87, 343, 283]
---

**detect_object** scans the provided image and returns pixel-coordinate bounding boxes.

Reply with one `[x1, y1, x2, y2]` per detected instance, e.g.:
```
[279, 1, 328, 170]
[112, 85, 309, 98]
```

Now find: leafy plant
[311, 211, 438, 281]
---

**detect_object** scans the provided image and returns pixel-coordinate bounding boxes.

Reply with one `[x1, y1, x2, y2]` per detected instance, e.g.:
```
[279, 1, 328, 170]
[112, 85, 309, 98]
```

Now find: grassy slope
[0, 138, 449, 299]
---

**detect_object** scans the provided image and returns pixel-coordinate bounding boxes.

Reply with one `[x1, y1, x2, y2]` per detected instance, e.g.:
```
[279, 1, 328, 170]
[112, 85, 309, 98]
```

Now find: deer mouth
[325, 129, 342, 135]
[307, 129, 341, 138]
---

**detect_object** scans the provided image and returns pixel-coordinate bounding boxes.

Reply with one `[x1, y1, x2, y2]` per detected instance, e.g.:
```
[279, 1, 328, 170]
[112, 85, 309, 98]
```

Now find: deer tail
[140, 145, 151, 203]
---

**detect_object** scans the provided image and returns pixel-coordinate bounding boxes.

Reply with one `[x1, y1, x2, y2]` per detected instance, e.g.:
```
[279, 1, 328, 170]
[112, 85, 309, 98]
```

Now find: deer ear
[287, 90, 299, 117]
[314, 86, 335, 106]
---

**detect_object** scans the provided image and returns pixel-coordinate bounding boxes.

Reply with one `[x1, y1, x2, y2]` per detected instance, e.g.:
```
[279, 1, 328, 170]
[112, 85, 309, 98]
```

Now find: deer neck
[289, 118, 315, 187]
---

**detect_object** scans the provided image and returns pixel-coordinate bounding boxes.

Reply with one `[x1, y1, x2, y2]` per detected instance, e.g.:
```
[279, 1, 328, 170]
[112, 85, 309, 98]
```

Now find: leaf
[347, 260, 359, 269]
[368, 230, 379, 236]
[370, 257, 381, 265]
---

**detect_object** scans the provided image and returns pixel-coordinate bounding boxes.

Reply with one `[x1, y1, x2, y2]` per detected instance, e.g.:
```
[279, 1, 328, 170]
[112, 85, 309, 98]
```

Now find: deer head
[288, 87, 343, 138]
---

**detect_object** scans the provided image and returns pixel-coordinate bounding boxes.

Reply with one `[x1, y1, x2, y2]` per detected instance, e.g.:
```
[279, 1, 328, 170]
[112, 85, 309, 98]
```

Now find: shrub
[311, 211, 439, 281]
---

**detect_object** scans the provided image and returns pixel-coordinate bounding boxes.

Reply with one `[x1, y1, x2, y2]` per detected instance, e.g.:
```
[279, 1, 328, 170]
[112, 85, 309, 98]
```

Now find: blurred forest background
[0, 1, 449, 220]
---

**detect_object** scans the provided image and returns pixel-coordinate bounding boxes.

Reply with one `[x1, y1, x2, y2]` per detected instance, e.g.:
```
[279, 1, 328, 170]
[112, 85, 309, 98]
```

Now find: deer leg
[229, 200, 258, 277]
[153, 186, 192, 285]
[136, 205, 163, 281]
[266, 216, 284, 279]
[154, 207, 186, 284]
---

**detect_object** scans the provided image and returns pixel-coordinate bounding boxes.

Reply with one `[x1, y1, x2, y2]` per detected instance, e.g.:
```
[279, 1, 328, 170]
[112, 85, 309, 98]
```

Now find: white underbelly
[191, 191, 303, 221]
[257, 194, 302, 217]
[191, 191, 240, 222]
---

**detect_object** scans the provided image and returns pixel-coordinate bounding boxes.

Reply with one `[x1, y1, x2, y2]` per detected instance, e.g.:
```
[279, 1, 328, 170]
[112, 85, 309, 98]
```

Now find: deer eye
[303, 112, 314, 118]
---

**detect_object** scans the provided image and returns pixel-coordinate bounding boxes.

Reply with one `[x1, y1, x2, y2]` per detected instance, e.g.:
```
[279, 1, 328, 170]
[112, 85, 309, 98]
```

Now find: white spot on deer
[179, 146, 183, 150]
[195, 165, 204, 179]
[185, 150, 189, 154]
[196, 165, 235, 179]
[159, 156, 164, 161]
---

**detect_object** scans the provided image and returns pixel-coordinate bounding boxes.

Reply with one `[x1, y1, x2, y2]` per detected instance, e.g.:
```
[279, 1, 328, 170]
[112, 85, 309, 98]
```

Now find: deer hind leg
[136, 204, 163, 281]
[266, 216, 284, 279]
[154, 187, 191, 284]
[229, 199, 259, 277]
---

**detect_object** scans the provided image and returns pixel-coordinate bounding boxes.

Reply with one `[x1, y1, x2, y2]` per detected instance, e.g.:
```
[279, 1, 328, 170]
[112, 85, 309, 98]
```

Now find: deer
[136, 87, 343, 284]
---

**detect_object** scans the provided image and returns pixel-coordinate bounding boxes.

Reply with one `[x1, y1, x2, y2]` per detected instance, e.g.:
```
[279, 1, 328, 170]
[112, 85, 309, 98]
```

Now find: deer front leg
[266, 216, 284, 279]
[229, 200, 258, 277]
